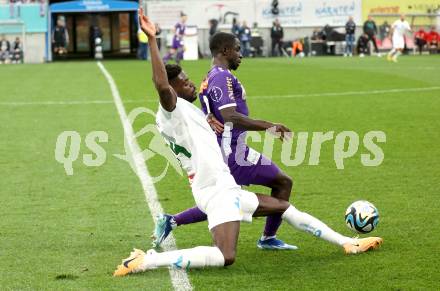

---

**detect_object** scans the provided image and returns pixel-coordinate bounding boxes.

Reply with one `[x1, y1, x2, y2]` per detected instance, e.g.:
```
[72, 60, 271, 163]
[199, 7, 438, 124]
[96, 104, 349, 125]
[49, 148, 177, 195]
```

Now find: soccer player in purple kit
[163, 12, 187, 65]
[153, 32, 298, 250]
[114, 12, 383, 276]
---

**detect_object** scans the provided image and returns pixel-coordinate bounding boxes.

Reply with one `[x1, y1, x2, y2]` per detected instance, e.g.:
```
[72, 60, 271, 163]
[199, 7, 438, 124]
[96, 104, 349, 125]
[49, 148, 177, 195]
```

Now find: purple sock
[162, 53, 172, 63]
[263, 214, 283, 237]
[173, 206, 207, 226]
[176, 50, 184, 64]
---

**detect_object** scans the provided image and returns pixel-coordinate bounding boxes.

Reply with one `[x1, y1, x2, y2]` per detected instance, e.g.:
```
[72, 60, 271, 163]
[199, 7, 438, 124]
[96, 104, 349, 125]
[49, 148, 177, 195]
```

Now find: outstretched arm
[220, 106, 291, 141]
[138, 8, 177, 112]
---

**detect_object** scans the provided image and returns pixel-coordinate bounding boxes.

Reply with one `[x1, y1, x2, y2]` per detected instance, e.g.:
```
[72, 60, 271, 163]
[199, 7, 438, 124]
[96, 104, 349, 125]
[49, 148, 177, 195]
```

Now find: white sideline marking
[1, 86, 440, 107]
[252, 86, 440, 99]
[0, 99, 147, 106]
[97, 62, 192, 291]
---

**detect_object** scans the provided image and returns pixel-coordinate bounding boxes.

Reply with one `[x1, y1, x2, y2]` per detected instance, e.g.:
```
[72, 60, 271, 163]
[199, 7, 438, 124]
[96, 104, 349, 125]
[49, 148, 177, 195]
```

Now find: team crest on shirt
[211, 86, 223, 102]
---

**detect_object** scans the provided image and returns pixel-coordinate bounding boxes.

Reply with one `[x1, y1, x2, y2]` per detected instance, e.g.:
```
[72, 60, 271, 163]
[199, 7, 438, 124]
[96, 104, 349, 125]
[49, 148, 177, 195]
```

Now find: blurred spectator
[53, 17, 69, 56]
[379, 21, 391, 40]
[11, 37, 23, 63]
[251, 22, 260, 37]
[427, 26, 439, 53]
[155, 23, 162, 51]
[363, 15, 379, 54]
[311, 28, 324, 41]
[208, 19, 218, 42]
[39, 0, 46, 17]
[250, 23, 263, 57]
[0, 35, 11, 64]
[137, 29, 148, 60]
[292, 39, 304, 57]
[9, 0, 22, 18]
[357, 33, 369, 57]
[231, 18, 240, 37]
[271, 19, 283, 56]
[345, 16, 355, 57]
[89, 24, 102, 58]
[240, 21, 251, 57]
[414, 27, 427, 54]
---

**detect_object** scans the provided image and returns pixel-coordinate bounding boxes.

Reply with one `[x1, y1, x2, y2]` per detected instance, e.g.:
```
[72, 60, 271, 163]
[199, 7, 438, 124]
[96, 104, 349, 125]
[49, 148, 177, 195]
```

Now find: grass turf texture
[1, 56, 439, 290]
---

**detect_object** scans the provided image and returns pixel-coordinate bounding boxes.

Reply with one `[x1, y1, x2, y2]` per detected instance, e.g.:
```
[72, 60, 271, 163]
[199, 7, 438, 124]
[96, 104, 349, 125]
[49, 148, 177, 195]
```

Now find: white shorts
[393, 35, 405, 49]
[192, 174, 259, 230]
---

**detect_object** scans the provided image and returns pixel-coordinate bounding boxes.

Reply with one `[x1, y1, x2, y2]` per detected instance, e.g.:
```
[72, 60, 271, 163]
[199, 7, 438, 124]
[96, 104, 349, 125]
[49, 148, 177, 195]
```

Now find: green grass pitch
[1, 56, 439, 290]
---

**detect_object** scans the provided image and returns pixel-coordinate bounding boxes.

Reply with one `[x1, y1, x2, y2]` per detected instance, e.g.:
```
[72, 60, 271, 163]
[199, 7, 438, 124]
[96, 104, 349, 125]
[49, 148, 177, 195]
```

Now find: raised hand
[138, 7, 156, 38]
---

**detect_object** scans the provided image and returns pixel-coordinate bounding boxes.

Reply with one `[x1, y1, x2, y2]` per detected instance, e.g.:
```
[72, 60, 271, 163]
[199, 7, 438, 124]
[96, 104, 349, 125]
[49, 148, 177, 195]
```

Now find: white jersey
[392, 20, 411, 38]
[156, 98, 231, 190]
[156, 97, 259, 230]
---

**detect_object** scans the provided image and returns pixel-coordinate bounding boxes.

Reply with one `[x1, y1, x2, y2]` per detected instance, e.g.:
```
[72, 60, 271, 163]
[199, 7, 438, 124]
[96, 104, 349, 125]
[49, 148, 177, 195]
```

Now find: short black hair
[209, 32, 237, 55]
[165, 64, 182, 81]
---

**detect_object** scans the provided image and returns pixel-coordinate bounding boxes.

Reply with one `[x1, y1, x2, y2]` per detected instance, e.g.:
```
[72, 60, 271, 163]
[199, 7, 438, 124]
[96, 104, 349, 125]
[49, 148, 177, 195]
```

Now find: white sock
[281, 205, 355, 246]
[388, 48, 396, 56]
[141, 246, 225, 270]
[394, 51, 401, 58]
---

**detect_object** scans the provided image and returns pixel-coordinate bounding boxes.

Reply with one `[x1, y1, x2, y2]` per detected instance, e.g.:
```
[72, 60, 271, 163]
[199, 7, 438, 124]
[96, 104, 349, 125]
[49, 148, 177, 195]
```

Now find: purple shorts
[227, 146, 280, 187]
[172, 37, 183, 49]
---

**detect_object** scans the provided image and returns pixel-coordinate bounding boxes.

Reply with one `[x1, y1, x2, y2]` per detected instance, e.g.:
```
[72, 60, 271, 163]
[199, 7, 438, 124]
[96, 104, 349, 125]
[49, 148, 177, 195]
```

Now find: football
[345, 200, 379, 234]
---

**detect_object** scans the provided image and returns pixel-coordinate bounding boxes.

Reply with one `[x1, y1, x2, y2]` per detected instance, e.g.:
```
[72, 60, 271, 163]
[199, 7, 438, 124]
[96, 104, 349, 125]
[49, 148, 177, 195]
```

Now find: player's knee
[276, 174, 293, 199]
[282, 175, 293, 192]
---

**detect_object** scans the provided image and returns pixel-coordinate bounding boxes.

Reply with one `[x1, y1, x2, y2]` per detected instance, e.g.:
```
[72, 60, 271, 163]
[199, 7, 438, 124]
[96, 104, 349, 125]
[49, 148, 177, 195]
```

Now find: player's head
[400, 14, 405, 21]
[165, 64, 197, 103]
[368, 15, 372, 21]
[180, 12, 187, 23]
[209, 32, 242, 71]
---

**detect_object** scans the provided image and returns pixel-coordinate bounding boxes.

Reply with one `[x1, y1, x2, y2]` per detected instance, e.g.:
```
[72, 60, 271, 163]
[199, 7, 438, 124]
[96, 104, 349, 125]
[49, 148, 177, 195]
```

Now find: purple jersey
[174, 22, 185, 40]
[199, 65, 249, 151]
[199, 65, 280, 187]
[172, 22, 185, 49]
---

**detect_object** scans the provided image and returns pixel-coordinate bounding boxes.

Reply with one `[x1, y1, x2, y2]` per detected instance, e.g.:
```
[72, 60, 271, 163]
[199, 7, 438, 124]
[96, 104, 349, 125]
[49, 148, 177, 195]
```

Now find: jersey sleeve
[208, 71, 237, 111]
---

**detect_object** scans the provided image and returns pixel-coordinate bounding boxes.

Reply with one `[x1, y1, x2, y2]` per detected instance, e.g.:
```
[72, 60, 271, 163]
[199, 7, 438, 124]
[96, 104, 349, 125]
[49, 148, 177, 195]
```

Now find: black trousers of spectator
[366, 33, 379, 53]
[415, 38, 427, 54]
[156, 38, 162, 51]
[271, 38, 283, 56]
[357, 43, 369, 55]
[428, 41, 438, 54]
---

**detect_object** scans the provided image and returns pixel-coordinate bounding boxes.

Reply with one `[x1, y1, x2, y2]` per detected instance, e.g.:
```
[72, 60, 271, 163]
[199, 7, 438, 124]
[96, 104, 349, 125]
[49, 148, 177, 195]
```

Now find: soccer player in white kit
[113, 8, 383, 276]
[387, 14, 412, 62]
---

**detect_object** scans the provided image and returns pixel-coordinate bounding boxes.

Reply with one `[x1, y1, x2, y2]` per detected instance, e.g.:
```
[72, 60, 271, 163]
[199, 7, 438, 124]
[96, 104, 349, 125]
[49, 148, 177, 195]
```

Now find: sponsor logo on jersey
[226, 77, 234, 100]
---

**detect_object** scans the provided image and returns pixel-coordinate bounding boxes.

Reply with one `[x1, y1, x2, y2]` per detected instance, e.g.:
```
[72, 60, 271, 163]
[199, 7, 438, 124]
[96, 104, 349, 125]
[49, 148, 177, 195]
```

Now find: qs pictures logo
[54, 107, 183, 183]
